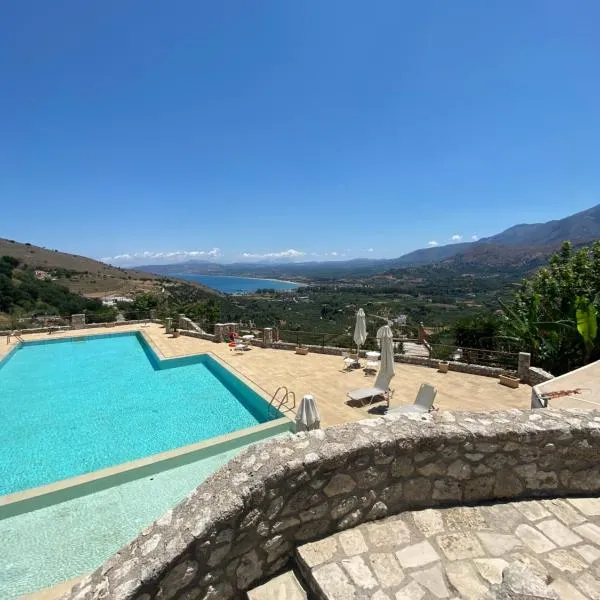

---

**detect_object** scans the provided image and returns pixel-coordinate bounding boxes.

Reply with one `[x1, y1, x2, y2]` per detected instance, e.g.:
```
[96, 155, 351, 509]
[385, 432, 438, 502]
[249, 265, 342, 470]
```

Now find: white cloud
[427, 240, 439, 247]
[471, 235, 479, 241]
[240, 248, 306, 260]
[367, 248, 374, 252]
[101, 249, 221, 265]
[451, 234, 463, 241]
[330, 251, 338, 257]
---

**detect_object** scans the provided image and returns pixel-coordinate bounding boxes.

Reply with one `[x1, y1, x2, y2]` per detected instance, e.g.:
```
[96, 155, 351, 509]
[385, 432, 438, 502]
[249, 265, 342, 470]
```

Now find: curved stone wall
[64, 409, 600, 600]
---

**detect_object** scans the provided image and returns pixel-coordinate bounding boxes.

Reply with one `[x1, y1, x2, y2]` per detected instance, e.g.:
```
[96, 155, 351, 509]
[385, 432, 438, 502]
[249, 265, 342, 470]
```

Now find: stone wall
[71, 313, 86, 327]
[0, 319, 163, 337]
[528, 366, 555, 386]
[65, 408, 600, 600]
[180, 330, 217, 342]
[267, 341, 513, 378]
[178, 315, 208, 335]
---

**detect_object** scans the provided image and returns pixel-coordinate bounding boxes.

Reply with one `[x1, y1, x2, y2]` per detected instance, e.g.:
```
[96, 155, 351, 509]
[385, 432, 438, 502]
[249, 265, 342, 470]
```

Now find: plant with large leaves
[498, 241, 600, 375]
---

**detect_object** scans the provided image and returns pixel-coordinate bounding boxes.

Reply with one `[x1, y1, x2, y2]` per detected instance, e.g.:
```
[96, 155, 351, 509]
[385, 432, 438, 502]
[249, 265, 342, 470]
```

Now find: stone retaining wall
[65, 408, 600, 600]
[271, 342, 511, 377]
[395, 355, 509, 378]
[180, 330, 217, 342]
[528, 366, 555, 386]
[0, 319, 162, 337]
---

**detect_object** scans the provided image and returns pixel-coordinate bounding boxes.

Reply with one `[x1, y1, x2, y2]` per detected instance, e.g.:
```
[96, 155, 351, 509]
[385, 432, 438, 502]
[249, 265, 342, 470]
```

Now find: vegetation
[496, 241, 600, 374]
[3, 233, 599, 379]
[0, 255, 106, 325]
[449, 242, 600, 375]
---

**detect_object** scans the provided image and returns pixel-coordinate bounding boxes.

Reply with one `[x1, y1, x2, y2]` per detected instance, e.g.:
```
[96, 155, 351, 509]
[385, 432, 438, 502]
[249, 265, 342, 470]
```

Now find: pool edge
[0, 417, 292, 520]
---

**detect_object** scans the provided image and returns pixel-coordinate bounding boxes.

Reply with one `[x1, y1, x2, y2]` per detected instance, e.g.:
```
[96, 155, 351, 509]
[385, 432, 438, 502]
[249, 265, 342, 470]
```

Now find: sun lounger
[388, 383, 437, 414]
[346, 373, 393, 405]
[342, 352, 360, 371]
[230, 342, 248, 354]
[364, 360, 379, 374]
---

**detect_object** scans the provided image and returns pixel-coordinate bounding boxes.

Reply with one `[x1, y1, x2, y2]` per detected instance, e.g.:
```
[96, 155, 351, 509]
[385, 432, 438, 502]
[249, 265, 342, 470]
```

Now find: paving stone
[341, 555, 379, 590]
[413, 509, 444, 538]
[506, 551, 549, 582]
[444, 561, 488, 600]
[372, 592, 392, 600]
[544, 549, 588, 574]
[395, 581, 426, 600]
[443, 506, 486, 531]
[514, 500, 551, 522]
[477, 532, 523, 556]
[436, 533, 484, 560]
[549, 578, 588, 600]
[247, 570, 307, 600]
[574, 544, 600, 564]
[537, 519, 583, 547]
[568, 497, 600, 517]
[542, 499, 587, 526]
[482, 503, 523, 533]
[411, 564, 449, 599]
[497, 561, 559, 600]
[368, 553, 405, 588]
[365, 519, 411, 548]
[297, 537, 339, 568]
[338, 530, 369, 557]
[576, 572, 600, 599]
[574, 522, 600, 546]
[396, 540, 440, 569]
[515, 524, 557, 553]
[312, 563, 357, 600]
[473, 558, 508, 585]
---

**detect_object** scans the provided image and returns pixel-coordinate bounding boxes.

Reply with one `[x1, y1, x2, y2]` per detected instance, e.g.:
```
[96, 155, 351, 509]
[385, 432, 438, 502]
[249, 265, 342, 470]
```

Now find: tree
[500, 241, 600, 374]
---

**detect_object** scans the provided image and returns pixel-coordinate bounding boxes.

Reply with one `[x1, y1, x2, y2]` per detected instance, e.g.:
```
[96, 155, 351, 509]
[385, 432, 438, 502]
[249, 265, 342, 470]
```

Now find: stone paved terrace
[61, 407, 600, 600]
[1, 323, 531, 427]
[295, 496, 600, 599]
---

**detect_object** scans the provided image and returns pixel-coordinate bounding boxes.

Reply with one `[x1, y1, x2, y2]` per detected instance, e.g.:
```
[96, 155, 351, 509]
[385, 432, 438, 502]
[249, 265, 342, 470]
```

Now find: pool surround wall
[64, 408, 600, 600]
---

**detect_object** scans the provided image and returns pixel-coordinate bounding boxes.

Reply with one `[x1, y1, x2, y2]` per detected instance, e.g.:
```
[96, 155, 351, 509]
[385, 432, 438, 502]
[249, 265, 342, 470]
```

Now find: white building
[101, 295, 133, 307]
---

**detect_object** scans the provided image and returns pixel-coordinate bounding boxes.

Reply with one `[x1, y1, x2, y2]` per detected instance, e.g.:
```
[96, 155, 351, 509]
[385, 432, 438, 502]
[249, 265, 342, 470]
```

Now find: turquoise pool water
[0, 332, 280, 496]
[0, 441, 270, 599]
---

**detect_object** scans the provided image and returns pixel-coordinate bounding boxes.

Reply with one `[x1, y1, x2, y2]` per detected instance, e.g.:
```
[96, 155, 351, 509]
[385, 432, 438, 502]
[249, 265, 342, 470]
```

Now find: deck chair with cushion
[388, 383, 437, 414]
[346, 372, 394, 406]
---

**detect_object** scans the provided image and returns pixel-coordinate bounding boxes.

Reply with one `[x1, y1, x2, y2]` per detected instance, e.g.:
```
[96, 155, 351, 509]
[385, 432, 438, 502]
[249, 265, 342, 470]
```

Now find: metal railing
[0, 311, 156, 332]
[268, 386, 296, 418]
[277, 329, 385, 350]
[277, 330, 355, 349]
[427, 344, 519, 371]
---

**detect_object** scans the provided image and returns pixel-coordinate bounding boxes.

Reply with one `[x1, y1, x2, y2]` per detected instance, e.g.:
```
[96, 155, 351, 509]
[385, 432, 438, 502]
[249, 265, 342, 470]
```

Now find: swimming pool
[0, 332, 285, 497]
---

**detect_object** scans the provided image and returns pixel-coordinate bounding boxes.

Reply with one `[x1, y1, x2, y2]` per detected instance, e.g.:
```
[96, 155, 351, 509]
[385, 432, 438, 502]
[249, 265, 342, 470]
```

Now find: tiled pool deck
[1, 323, 531, 429]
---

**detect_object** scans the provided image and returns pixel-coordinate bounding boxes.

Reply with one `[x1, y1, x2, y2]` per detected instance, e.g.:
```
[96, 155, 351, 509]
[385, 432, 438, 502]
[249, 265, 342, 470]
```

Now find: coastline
[174, 274, 307, 293]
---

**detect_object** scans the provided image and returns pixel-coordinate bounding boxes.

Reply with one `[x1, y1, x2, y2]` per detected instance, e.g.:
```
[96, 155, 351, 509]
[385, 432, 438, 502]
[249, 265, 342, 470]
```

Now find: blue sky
[1, 1, 599, 265]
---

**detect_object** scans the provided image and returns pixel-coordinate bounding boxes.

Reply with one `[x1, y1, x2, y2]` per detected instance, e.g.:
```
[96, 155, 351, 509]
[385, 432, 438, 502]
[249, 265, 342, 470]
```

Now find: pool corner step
[247, 570, 308, 600]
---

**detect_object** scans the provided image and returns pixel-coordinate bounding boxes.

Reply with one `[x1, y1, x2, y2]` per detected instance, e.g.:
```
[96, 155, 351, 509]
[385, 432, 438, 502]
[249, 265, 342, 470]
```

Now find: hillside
[0, 238, 218, 297]
[136, 203, 600, 281]
[486, 203, 600, 247]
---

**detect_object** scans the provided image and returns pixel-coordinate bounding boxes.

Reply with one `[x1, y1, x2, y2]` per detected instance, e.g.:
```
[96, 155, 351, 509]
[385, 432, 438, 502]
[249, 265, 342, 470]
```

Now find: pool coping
[0, 329, 294, 520]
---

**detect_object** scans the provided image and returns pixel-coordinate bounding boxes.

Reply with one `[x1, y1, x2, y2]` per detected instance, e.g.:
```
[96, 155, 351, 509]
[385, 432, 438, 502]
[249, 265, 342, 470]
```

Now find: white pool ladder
[268, 386, 296, 418]
[7, 331, 23, 344]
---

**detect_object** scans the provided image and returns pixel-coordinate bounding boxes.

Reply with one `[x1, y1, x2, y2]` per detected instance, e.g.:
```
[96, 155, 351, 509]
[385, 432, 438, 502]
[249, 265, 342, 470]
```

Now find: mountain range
[136, 204, 600, 280]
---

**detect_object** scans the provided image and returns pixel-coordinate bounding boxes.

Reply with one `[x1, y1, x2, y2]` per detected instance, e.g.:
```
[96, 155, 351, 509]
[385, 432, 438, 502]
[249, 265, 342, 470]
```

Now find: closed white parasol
[353, 308, 367, 355]
[376, 325, 396, 384]
[295, 394, 321, 432]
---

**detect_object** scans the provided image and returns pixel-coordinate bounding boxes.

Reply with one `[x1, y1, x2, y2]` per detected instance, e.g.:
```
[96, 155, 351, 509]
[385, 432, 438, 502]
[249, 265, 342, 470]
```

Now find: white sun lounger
[388, 383, 437, 414]
[346, 373, 393, 405]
